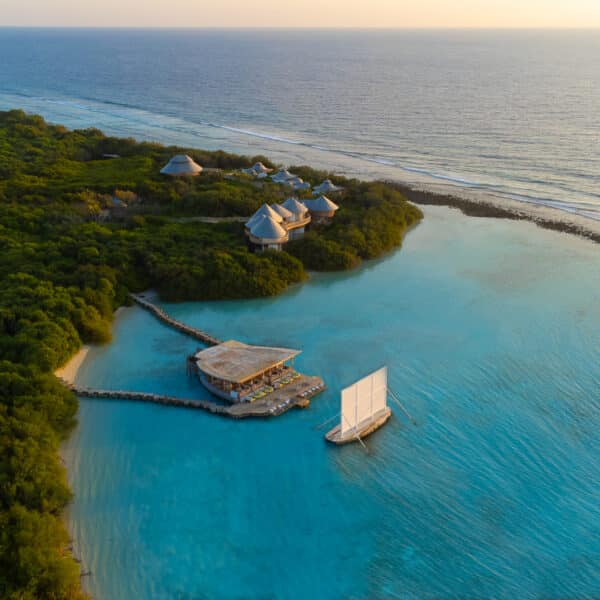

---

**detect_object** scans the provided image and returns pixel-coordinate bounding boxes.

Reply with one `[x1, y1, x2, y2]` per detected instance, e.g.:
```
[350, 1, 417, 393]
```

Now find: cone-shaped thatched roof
[249, 215, 288, 241]
[282, 197, 308, 215]
[160, 154, 203, 176]
[271, 203, 294, 220]
[248, 203, 284, 224]
[287, 177, 311, 190]
[271, 169, 296, 182]
[305, 195, 339, 213]
[313, 179, 343, 194]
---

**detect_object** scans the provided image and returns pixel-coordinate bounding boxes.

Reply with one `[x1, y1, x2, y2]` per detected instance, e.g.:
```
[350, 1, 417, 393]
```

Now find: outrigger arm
[387, 388, 417, 425]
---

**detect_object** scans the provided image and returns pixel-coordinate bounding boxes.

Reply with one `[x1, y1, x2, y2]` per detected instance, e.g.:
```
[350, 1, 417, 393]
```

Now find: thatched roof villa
[304, 195, 339, 223]
[285, 176, 311, 191]
[279, 197, 311, 239]
[282, 197, 309, 221]
[271, 169, 297, 183]
[245, 203, 284, 230]
[242, 162, 273, 177]
[313, 179, 343, 194]
[247, 215, 289, 251]
[246, 198, 313, 249]
[160, 154, 203, 177]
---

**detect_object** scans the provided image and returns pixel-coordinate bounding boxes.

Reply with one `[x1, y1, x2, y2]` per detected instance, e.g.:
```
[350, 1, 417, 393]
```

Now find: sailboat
[325, 366, 392, 445]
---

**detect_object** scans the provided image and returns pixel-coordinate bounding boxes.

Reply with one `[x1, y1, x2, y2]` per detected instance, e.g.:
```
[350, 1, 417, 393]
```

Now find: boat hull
[325, 407, 392, 445]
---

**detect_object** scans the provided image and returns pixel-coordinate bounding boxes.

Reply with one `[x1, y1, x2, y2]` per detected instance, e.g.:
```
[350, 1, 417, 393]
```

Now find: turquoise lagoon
[63, 207, 600, 599]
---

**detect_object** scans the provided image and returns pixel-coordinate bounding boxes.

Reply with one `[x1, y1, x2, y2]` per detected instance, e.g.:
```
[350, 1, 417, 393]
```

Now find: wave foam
[1, 90, 599, 222]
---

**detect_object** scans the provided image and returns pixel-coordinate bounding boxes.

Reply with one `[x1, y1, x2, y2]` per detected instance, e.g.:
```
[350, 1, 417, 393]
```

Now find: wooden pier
[62, 293, 328, 419]
[65, 379, 325, 419]
[129, 293, 222, 346]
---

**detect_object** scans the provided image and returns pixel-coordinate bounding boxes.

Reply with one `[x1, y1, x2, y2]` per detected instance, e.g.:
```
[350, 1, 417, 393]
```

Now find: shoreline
[54, 346, 90, 385]
[53, 309, 126, 385]
[388, 180, 600, 245]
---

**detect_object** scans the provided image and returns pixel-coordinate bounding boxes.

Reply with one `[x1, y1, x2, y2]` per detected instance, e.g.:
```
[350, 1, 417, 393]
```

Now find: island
[0, 109, 422, 599]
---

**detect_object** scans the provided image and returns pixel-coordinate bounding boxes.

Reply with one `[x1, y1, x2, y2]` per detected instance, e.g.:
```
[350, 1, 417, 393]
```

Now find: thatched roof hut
[285, 177, 311, 191]
[313, 179, 343, 194]
[304, 195, 339, 221]
[271, 169, 296, 183]
[242, 162, 273, 177]
[160, 154, 203, 177]
[248, 215, 289, 249]
[246, 203, 284, 230]
[282, 197, 309, 218]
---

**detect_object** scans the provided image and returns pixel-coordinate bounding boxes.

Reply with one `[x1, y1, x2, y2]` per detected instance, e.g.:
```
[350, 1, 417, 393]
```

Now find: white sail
[356, 376, 373, 425]
[341, 386, 357, 435]
[371, 366, 388, 414]
[340, 366, 388, 435]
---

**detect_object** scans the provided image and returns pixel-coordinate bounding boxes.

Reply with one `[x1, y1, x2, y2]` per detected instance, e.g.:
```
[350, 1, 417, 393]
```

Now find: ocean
[1, 28, 599, 219]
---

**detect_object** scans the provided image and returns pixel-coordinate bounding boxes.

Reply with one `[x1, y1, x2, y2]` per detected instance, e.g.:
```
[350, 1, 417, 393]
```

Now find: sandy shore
[54, 308, 126, 385]
[54, 346, 91, 384]
[389, 181, 600, 244]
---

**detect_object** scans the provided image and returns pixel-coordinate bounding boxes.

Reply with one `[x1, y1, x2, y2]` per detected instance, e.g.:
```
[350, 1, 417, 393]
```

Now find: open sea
[1, 28, 600, 219]
[2, 29, 599, 599]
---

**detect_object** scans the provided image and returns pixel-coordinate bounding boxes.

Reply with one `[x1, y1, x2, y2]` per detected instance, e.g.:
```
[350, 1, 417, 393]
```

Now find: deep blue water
[1, 28, 600, 219]
[63, 207, 600, 599]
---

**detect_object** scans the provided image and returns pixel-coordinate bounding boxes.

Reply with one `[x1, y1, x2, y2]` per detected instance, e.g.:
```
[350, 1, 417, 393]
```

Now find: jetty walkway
[62, 293, 327, 419]
[129, 293, 222, 346]
[66, 380, 326, 419]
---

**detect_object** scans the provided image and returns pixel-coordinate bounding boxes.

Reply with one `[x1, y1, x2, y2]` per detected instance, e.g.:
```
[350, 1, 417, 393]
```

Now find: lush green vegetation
[0, 109, 421, 598]
[287, 179, 422, 270]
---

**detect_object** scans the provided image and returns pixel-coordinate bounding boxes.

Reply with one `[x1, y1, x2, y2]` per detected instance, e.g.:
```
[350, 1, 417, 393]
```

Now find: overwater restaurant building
[193, 340, 301, 402]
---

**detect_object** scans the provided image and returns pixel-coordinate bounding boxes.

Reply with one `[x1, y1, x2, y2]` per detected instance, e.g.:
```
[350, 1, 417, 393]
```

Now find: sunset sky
[3, 0, 600, 28]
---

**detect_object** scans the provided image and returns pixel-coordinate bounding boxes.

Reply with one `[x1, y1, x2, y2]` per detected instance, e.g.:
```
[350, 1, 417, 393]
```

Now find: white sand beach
[54, 346, 90, 384]
[396, 180, 600, 243]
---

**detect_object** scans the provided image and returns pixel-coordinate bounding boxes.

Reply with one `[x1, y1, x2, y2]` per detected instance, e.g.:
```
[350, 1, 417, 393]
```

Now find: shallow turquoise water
[64, 207, 600, 599]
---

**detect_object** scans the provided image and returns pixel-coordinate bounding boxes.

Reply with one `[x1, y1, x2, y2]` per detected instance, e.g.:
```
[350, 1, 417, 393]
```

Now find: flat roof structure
[194, 340, 301, 384]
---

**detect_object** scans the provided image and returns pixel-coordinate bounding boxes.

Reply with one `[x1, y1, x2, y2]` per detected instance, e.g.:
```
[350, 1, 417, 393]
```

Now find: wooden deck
[285, 215, 311, 230]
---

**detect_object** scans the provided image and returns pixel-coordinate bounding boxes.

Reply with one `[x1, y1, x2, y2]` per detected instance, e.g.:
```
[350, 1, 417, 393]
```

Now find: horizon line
[1, 25, 600, 31]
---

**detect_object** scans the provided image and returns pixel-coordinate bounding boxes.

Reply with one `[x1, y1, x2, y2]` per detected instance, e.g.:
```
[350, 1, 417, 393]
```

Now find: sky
[2, 0, 600, 28]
